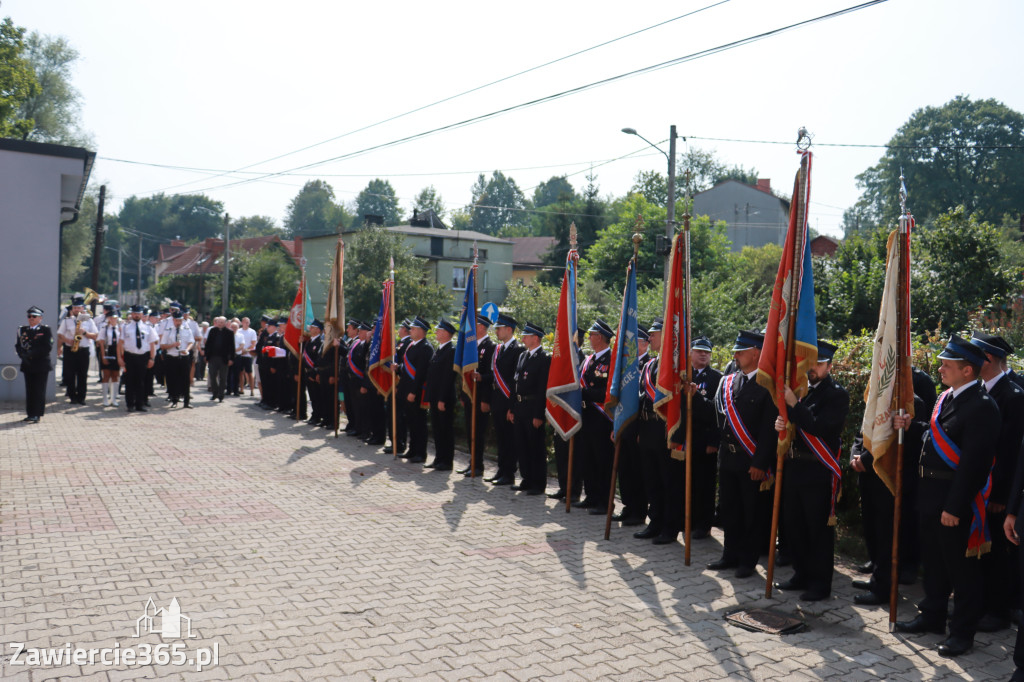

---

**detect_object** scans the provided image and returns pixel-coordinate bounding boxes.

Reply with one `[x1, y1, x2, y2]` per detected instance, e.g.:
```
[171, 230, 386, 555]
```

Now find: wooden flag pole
[683, 203, 695, 566]
[295, 263, 306, 422]
[889, 176, 910, 630]
[565, 438, 575, 513]
[391, 260, 398, 458]
[470, 246, 479, 478]
[566, 223, 579, 513]
[334, 338, 340, 438]
[765, 148, 810, 599]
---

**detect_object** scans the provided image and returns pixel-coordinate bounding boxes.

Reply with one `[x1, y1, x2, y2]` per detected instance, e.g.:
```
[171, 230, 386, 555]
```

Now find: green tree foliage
[284, 180, 349, 237]
[689, 244, 782, 345]
[355, 178, 403, 226]
[528, 175, 576, 238]
[343, 225, 449, 322]
[18, 32, 90, 146]
[231, 215, 282, 239]
[629, 149, 760, 205]
[60, 189, 97, 289]
[469, 171, 530, 235]
[228, 247, 301, 321]
[537, 173, 611, 285]
[118, 194, 224, 263]
[411, 185, 445, 221]
[912, 206, 1021, 333]
[448, 207, 472, 231]
[0, 17, 39, 138]
[814, 227, 890, 338]
[532, 176, 576, 208]
[853, 95, 1024, 231]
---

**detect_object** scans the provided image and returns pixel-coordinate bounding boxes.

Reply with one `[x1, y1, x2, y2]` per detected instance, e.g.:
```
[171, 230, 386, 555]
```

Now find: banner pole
[295, 268, 306, 422]
[391, 263, 398, 457]
[470, 253, 479, 478]
[565, 437, 575, 513]
[683, 204, 694, 567]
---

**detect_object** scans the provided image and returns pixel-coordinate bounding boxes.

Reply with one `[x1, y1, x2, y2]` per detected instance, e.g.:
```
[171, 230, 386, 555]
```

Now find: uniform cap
[522, 322, 545, 338]
[971, 331, 1013, 359]
[412, 316, 431, 331]
[27, 305, 44, 316]
[308, 319, 324, 330]
[476, 314, 493, 328]
[172, 309, 184, 319]
[692, 335, 713, 351]
[637, 328, 649, 342]
[938, 334, 986, 366]
[588, 319, 614, 339]
[817, 340, 838, 362]
[648, 320, 664, 334]
[436, 318, 457, 334]
[732, 330, 765, 351]
[494, 313, 518, 329]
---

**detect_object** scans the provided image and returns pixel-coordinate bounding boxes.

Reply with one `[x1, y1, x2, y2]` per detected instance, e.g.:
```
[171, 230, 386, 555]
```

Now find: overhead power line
[168, 0, 891, 198]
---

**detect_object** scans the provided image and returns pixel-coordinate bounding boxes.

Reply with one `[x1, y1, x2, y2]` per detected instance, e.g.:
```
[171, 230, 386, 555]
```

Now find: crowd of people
[14, 294, 1024, 672]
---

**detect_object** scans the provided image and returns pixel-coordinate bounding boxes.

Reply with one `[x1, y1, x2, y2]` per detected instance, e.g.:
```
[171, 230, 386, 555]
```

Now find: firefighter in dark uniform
[314, 325, 341, 430]
[576, 319, 615, 515]
[970, 332, 1024, 633]
[508, 322, 550, 494]
[255, 315, 272, 408]
[459, 315, 496, 477]
[258, 319, 280, 410]
[344, 320, 369, 436]
[1002, 393, 1024, 679]
[16, 306, 54, 423]
[487, 314, 524, 486]
[895, 335, 1001, 657]
[614, 326, 651, 526]
[340, 320, 359, 433]
[361, 319, 387, 445]
[425, 319, 457, 471]
[391, 319, 413, 454]
[709, 330, 778, 579]
[302, 320, 325, 426]
[550, 329, 586, 501]
[636, 321, 671, 540]
[399, 317, 433, 464]
[772, 340, 849, 601]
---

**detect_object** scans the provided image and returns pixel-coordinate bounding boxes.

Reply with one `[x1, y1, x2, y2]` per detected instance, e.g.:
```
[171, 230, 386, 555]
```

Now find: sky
[6, 0, 1024, 238]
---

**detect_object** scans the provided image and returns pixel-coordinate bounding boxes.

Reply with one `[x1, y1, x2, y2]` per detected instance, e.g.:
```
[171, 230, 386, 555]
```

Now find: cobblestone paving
[0, 381, 1016, 680]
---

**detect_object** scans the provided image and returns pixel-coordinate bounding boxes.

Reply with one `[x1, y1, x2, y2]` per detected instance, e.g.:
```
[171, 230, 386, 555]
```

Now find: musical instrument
[83, 287, 100, 306]
[71, 311, 92, 352]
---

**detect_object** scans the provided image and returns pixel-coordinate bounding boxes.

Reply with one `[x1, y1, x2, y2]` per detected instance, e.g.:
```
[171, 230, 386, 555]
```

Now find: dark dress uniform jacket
[717, 373, 778, 472]
[426, 342, 457, 405]
[513, 347, 550, 420]
[16, 324, 53, 373]
[491, 339, 523, 405]
[986, 374, 1024, 507]
[788, 375, 849, 456]
[398, 339, 433, 402]
[474, 336, 496, 404]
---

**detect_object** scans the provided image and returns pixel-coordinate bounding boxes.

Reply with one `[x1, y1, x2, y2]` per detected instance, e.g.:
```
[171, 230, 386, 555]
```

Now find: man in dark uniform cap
[709, 330, 778, 579]
[426, 319, 458, 471]
[16, 306, 53, 423]
[550, 328, 586, 501]
[459, 315, 496, 477]
[255, 315, 273, 407]
[359, 319, 388, 444]
[118, 305, 159, 412]
[614, 325, 651, 526]
[773, 340, 849, 601]
[577, 319, 615, 515]
[488, 314, 524, 485]
[511, 322, 551, 494]
[399, 317, 434, 463]
[895, 335, 1001, 657]
[344, 320, 371, 436]
[258, 318, 281, 410]
[970, 332, 1024, 633]
[339, 320, 359, 433]
[390, 319, 413, 453]
[269, 316, 290, 412]
[303, 320, 325, 426]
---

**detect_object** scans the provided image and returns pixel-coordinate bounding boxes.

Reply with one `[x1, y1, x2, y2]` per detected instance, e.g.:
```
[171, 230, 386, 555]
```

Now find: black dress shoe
[463, 470, 483, 478]
[691, 528, 711, 540]
[456, 467, 472, 475]
[547, 490, 566, 500]
[525, 488, 545, 496]
[734, 566, 756, 579]
[491, 477, 514, 486]
[365, 438, 386, 445]
[510, 484, 526, 491]
[209, 396, 217, 401]
[431, 464, 453, 472]
[26, 416, 40, 424]
[652, 533, 678, 545]
[573, 498, 598, 509]
[182, 404, 193, 409]
[775, 578, 807, 591]
[136, 406, 147, 412]
[169, 401, 178, 407]
[976, 613, 1010, 633]
[894, 614, 945, 635]
[707, 558, 738, 571]
[851, 578, 874, 590]
[588, 507, 608, 515]
[612, 512, 627, 521]
[424, 461, 438, 469]
[620, 516, 645, 527]
[633, 525, 662, 539]
[937, 635, 973, 657]
[800, 591, 829, 602]
[855, 560, 875, 574]
[406, 456, 426, 464]
[21, 416, 34, 422]
[854, 591, 887, 606]
[484, 475, 499, 483]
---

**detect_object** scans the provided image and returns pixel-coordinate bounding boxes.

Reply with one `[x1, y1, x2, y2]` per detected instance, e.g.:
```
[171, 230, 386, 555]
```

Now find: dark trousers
[982, 508, 1017, 620]
[492, 395, 517, 479]
[581, 408, 614, 507]
[208, 357, 229, 400]
[392, 394, 407, 449]
[554, 434, 582, 498]
[23, 370, 49, 418]
[639, 418, 683, 534]
[342, 376, 358, 432]
[691, 447, 718, 533]
[430, 404, 455, 466]
[719, 450, 772, 569]
[407, 404, 428, 458]
[918, 480, 984, 639]
[513, 406, 547, 491]
[462, 400, 490, 471]
[166, 355, 191, 404]
[860, 464, 920, 598]
[782, 458, 836, 595]
[63, 347, 90, 402]
[123, 353, 150, 409]
[366, 391, 386, 440]
[1013, 539, 1024, 670]
[617, 422, 647, 519]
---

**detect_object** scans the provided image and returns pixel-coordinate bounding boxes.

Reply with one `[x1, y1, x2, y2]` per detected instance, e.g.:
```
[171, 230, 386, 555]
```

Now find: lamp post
[622, 125, 678, 284]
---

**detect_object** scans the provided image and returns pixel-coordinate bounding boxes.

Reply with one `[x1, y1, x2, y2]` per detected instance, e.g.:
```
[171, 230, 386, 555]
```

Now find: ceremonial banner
[655, 233, 688, 449]
[545, 248, 583, 440]
[604, 261, 640, 442]
[862, 224, 914, 494]
[453, 266, 478, 398]
[323, 239, 346, 345]
[368, 280, 395, 396]
[756, 151, 818, 455]
[283, 279, 314, 356]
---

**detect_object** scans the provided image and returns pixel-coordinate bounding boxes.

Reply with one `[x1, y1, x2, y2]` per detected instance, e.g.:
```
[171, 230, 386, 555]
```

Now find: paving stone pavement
[0, 380, 1017, 681]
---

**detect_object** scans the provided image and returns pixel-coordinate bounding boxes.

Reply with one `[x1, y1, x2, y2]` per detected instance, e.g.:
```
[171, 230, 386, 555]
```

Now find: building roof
[510, 236, 556, 266]
[0, 137, 95, 220]
[158, 235, 300, 277]
[810, 235, 840, 257]
[334, 224, 512, 245]
[695, 179, 790, 210]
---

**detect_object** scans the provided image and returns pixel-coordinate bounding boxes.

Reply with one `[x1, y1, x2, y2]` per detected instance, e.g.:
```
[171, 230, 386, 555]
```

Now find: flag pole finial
[797, 126, 812, 151]
[473, 240, 479, 266]
[631, 232, 643, 260]
[899, 169, 908, 218]
[569, 222, 577, 252]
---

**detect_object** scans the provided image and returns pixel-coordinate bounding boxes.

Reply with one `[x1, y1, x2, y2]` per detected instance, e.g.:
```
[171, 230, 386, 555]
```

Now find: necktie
[135, 323, 141, 348]
[735, 373, 745, 394]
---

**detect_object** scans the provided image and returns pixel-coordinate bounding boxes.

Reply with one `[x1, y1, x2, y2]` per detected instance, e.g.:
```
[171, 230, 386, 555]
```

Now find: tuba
[71, 310, 92, 352]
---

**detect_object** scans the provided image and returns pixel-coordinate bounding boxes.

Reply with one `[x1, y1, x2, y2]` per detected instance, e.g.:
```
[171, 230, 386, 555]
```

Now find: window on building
[431, 237, 444, 257]
[478, 248, 487, 261]
[481, 270, 489, 292]
[452, 267, 467, 290]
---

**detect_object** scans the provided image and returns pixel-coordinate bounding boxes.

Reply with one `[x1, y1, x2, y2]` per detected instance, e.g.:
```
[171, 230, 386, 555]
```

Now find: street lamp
[622, 125, 678, 285]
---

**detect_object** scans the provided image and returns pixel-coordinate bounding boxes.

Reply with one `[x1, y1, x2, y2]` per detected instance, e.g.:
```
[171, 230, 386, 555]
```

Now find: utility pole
[222, 213, 230, 316]
[117, 249, 122, 302]
[137, 234, 143, 305]
[665, 125, 677, 285]
[90, 185, 106, 314]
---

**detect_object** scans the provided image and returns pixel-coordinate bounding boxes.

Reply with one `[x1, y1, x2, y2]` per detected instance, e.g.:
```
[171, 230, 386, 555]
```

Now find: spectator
[203, 316, 236, 402]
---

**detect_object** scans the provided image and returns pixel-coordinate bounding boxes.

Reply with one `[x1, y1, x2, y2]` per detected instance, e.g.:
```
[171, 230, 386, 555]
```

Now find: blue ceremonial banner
[605, 261, 640, 442]
[453, 266, 478, 398]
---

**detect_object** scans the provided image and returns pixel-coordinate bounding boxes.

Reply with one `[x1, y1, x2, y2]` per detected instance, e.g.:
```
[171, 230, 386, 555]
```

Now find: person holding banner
[709, 330, 778, 579]
[425, 319, 458, 471]
[771, 340, 849, 602]
[894, 335, 1000, 657]
[614, 326, 651, 527]
[459, 315, 496, 477]
[577, 319, 615, 515]
[399, 317, 433, 464]
[391, 319, 413, 454]
[488, 314, 523, 486]
[510, 322, 550, 495]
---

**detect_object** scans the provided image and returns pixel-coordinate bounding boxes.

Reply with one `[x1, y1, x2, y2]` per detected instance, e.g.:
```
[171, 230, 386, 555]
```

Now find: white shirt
[238, 327, 258, 356]
[160, 323, 195, 357]
[984, 371, 1006, 393]
[99, 319, 123, 355]
[58, 314, 98, 349]
[121, 320, 159, 355]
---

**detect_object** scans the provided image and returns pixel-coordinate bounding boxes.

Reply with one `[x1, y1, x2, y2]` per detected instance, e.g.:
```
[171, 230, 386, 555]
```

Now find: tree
[355, 178, 403, 226]
[231, 215, 282, 239]
[60, 188, 98, 290]
[228, 247, 301, 321]
[853, 95, 1024, 230]
[17, 32, 90, 146]
[411, 185, 445, 220]
[118, 194, 224, 264]
[532, 176, 576, 208]
[283, 180, 348, 237]
[814, 227, 890, 338]
[469, 171, 530, 235]
[537, 172, 611, 285]
[630, 149, 760, 204]
[0, 17, 39, 138]
[343, 225, 450, 322]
